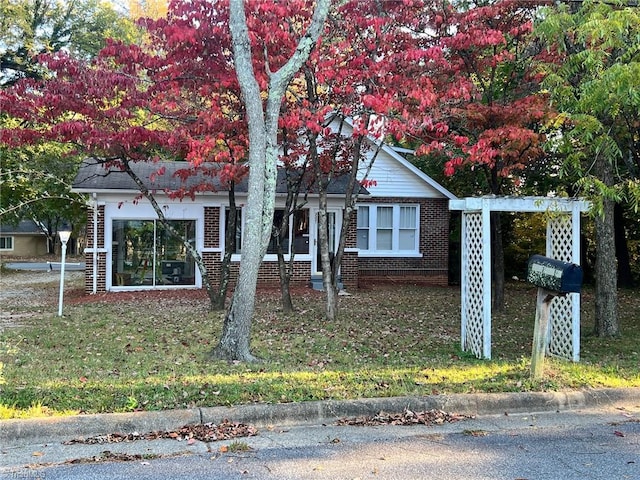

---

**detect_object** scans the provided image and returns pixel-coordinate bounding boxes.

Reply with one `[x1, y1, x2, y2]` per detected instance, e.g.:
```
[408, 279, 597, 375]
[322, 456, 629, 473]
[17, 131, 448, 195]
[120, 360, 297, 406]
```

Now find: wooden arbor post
[531, 288, 556, 379]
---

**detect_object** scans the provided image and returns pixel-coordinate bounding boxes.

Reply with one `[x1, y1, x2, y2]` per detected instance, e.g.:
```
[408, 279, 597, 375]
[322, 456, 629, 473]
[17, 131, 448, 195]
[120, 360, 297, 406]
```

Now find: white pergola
[449, 196, 591, 361]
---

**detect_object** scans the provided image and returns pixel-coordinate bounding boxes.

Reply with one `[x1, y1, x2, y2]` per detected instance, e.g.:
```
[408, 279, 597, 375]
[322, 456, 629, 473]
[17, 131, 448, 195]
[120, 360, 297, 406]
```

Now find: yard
[0, 268, 639, 418]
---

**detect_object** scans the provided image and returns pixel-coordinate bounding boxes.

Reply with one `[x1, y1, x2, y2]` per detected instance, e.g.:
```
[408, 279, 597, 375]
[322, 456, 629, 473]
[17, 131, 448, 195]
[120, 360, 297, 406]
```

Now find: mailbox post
[526, 255, 583, 379]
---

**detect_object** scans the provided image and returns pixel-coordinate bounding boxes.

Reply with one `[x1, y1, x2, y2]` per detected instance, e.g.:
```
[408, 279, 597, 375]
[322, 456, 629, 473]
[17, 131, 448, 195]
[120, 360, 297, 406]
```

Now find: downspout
[92, 193, 98, 294]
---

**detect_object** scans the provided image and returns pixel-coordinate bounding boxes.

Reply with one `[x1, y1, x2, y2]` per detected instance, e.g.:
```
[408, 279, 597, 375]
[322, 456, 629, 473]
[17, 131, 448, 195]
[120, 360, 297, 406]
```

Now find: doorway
[311, 209, 340, 276]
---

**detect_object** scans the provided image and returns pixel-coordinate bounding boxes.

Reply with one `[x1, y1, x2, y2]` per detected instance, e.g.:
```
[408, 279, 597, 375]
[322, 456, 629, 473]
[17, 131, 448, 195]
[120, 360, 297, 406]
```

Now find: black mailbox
[526, 255, 583, 294]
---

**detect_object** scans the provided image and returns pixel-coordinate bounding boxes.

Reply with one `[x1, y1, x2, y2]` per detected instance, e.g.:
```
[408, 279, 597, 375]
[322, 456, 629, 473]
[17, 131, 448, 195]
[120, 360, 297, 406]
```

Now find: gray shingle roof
[72, 159, 367, 196]
[0, 220, 45, 235]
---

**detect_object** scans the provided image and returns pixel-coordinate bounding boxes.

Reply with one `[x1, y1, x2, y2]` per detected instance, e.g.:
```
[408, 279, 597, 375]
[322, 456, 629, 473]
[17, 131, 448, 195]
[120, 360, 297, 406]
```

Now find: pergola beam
[449, 196, 591, 213]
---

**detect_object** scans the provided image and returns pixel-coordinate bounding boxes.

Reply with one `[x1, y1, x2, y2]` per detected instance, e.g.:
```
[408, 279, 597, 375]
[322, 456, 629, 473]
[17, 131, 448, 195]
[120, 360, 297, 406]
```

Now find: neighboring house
[71, 142, 456, 294]
[0, 220, 48, 258]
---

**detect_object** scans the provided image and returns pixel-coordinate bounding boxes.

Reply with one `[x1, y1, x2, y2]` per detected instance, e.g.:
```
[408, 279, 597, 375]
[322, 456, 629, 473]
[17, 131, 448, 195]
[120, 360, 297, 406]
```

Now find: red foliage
[0, 0, 552, 198]
[418, 0, 553, 193]
[0, 1, 312, 193]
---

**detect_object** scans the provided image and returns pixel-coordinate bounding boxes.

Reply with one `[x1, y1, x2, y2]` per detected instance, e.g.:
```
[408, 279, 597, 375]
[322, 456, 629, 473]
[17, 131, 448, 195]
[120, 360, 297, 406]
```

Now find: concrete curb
[2, 387, 639, 444]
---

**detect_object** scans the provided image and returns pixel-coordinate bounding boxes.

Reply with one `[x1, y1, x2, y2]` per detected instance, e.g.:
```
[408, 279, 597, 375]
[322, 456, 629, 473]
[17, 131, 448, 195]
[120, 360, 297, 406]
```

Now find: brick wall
[356, 197, 450, 286]
[341, 209, 359, 289]
[81, 199, 450, 294]
[205, 256, 313, 289]
[204, 206, 219, 249]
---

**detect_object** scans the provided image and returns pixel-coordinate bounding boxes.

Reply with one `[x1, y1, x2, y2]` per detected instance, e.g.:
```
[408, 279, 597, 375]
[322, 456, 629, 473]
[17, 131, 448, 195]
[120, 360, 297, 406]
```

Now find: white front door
[311, 208, 340, 276]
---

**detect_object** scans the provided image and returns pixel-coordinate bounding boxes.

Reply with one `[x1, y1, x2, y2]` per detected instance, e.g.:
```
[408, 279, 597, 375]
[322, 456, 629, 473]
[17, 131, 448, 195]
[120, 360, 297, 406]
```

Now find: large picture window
[226, 208, 309, 256]
[357, 204, 419, 253]
[112, 219, 196, 287]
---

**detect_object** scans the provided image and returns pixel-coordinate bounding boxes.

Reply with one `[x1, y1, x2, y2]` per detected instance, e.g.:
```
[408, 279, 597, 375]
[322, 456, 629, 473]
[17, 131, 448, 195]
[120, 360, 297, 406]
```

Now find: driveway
[0, 268, 85, 327]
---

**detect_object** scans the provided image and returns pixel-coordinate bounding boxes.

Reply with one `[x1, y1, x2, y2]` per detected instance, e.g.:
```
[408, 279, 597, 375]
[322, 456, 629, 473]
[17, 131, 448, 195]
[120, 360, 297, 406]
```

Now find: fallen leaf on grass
[32, 451, 44, 457]
[336, 408, 473, 427]
[62, 420, 258, 445]
[614, 431, 625, 437]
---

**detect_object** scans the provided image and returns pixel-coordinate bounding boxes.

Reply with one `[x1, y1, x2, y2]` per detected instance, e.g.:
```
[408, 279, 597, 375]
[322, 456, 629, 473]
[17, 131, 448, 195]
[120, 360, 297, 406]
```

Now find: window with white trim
[226, 208, 310, 256]
[357, 204, 419, 253]
[0, 236, 14, 250]
[111, 219, 197, 287]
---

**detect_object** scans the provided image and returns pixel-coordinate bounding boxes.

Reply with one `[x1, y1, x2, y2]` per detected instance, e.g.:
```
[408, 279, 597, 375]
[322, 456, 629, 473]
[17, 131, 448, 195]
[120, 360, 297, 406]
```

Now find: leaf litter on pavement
[62, 420, 258, 445]
[61, 407, 470, 452]
[336, 407, 473, 426]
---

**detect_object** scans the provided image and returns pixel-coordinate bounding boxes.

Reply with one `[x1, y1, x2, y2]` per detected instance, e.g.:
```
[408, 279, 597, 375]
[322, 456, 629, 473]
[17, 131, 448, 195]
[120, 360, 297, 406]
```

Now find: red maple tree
[415, 0, 553, 309]
[0, 0, 250, 308]
[274, 0, 472, 319]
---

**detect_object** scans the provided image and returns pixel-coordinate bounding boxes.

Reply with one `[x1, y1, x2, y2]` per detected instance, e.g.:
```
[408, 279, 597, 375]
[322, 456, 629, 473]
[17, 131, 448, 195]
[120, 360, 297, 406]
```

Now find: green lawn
[1, 274, 638, 418]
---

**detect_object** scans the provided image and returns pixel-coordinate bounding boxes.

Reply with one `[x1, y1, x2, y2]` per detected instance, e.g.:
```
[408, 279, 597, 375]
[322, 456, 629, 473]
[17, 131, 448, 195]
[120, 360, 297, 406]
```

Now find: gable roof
[334, 118, 456, 200]
[377, 145, 457, 199]
[72, 159, 366, 196]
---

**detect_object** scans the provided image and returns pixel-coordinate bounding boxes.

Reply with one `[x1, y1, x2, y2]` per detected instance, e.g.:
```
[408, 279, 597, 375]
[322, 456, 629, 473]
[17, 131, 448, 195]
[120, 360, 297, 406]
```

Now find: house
[0, 220, 48, 258]
[71, 142, 456, 294]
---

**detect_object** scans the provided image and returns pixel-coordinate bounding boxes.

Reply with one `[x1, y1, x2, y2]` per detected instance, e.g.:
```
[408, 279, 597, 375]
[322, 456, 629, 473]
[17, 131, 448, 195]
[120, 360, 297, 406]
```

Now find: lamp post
[58, 229, 72, 317]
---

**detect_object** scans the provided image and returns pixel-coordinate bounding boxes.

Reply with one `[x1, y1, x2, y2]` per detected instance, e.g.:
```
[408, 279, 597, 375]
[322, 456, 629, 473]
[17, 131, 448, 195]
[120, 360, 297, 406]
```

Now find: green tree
[0, 141, 85, 252]
[0, 0, 137, 86]
[1, 0, 136, 245]
[536, 0, 640, 336]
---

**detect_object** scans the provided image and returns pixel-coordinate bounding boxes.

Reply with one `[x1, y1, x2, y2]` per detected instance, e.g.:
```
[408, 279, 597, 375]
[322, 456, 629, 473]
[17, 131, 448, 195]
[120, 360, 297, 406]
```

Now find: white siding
[362, 150, 449, 199]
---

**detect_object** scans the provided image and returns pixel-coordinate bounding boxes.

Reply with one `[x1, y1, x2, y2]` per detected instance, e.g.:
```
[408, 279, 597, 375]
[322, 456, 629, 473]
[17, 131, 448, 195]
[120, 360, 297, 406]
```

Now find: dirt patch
[0, 269, 85, 328]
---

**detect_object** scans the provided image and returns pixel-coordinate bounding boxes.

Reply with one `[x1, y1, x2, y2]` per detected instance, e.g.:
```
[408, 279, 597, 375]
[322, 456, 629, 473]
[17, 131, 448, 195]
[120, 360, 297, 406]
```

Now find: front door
[312, 209, 340, 276]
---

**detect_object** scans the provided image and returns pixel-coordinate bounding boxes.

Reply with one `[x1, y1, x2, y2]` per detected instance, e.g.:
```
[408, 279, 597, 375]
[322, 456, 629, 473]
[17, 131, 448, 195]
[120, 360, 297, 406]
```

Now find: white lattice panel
[462, 213, 484, 358]
[547, 215, 576, 360]
[452, 197, 588, 362]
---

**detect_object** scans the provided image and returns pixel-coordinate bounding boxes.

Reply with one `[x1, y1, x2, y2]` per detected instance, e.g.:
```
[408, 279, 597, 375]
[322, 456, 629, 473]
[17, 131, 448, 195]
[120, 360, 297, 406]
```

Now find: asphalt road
[4, 262, 85, 271]
[2, 405, 638, 480]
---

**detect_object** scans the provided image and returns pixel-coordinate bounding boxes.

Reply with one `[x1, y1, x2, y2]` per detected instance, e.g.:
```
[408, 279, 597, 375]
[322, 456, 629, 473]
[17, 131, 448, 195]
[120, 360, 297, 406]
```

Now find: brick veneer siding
[203, 205, 317, 288]
[357, 197, 450, 286]
[203, 203, 359, 289]
[81, 199, 448, 294]
[340, 209, 359, 290]
[84, 205, 107, 292]
[204, 254, 313, 289]
[204, 206, 219, 249]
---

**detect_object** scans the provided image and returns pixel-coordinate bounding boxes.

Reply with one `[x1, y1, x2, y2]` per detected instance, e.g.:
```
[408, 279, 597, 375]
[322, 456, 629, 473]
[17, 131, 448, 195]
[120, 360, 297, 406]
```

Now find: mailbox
[526, 255, 583, 294]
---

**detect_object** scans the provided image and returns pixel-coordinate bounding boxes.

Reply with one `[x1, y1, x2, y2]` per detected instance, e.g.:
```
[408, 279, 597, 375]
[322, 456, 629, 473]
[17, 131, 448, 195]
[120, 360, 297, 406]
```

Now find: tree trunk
[491, 211, 505, 312]
[278, 257, 294, 314]
[216, 188, 239, 310]
[318, 189, 339, 321]
[276, 204, 294, 314]
[213, 295, 259, 362]
[213, 149, 268, 361]
[316, 116, 377, 321]
[212, 0, 330, 361]
[275, 174, 301, 314]
[594, 158, 619, 337]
